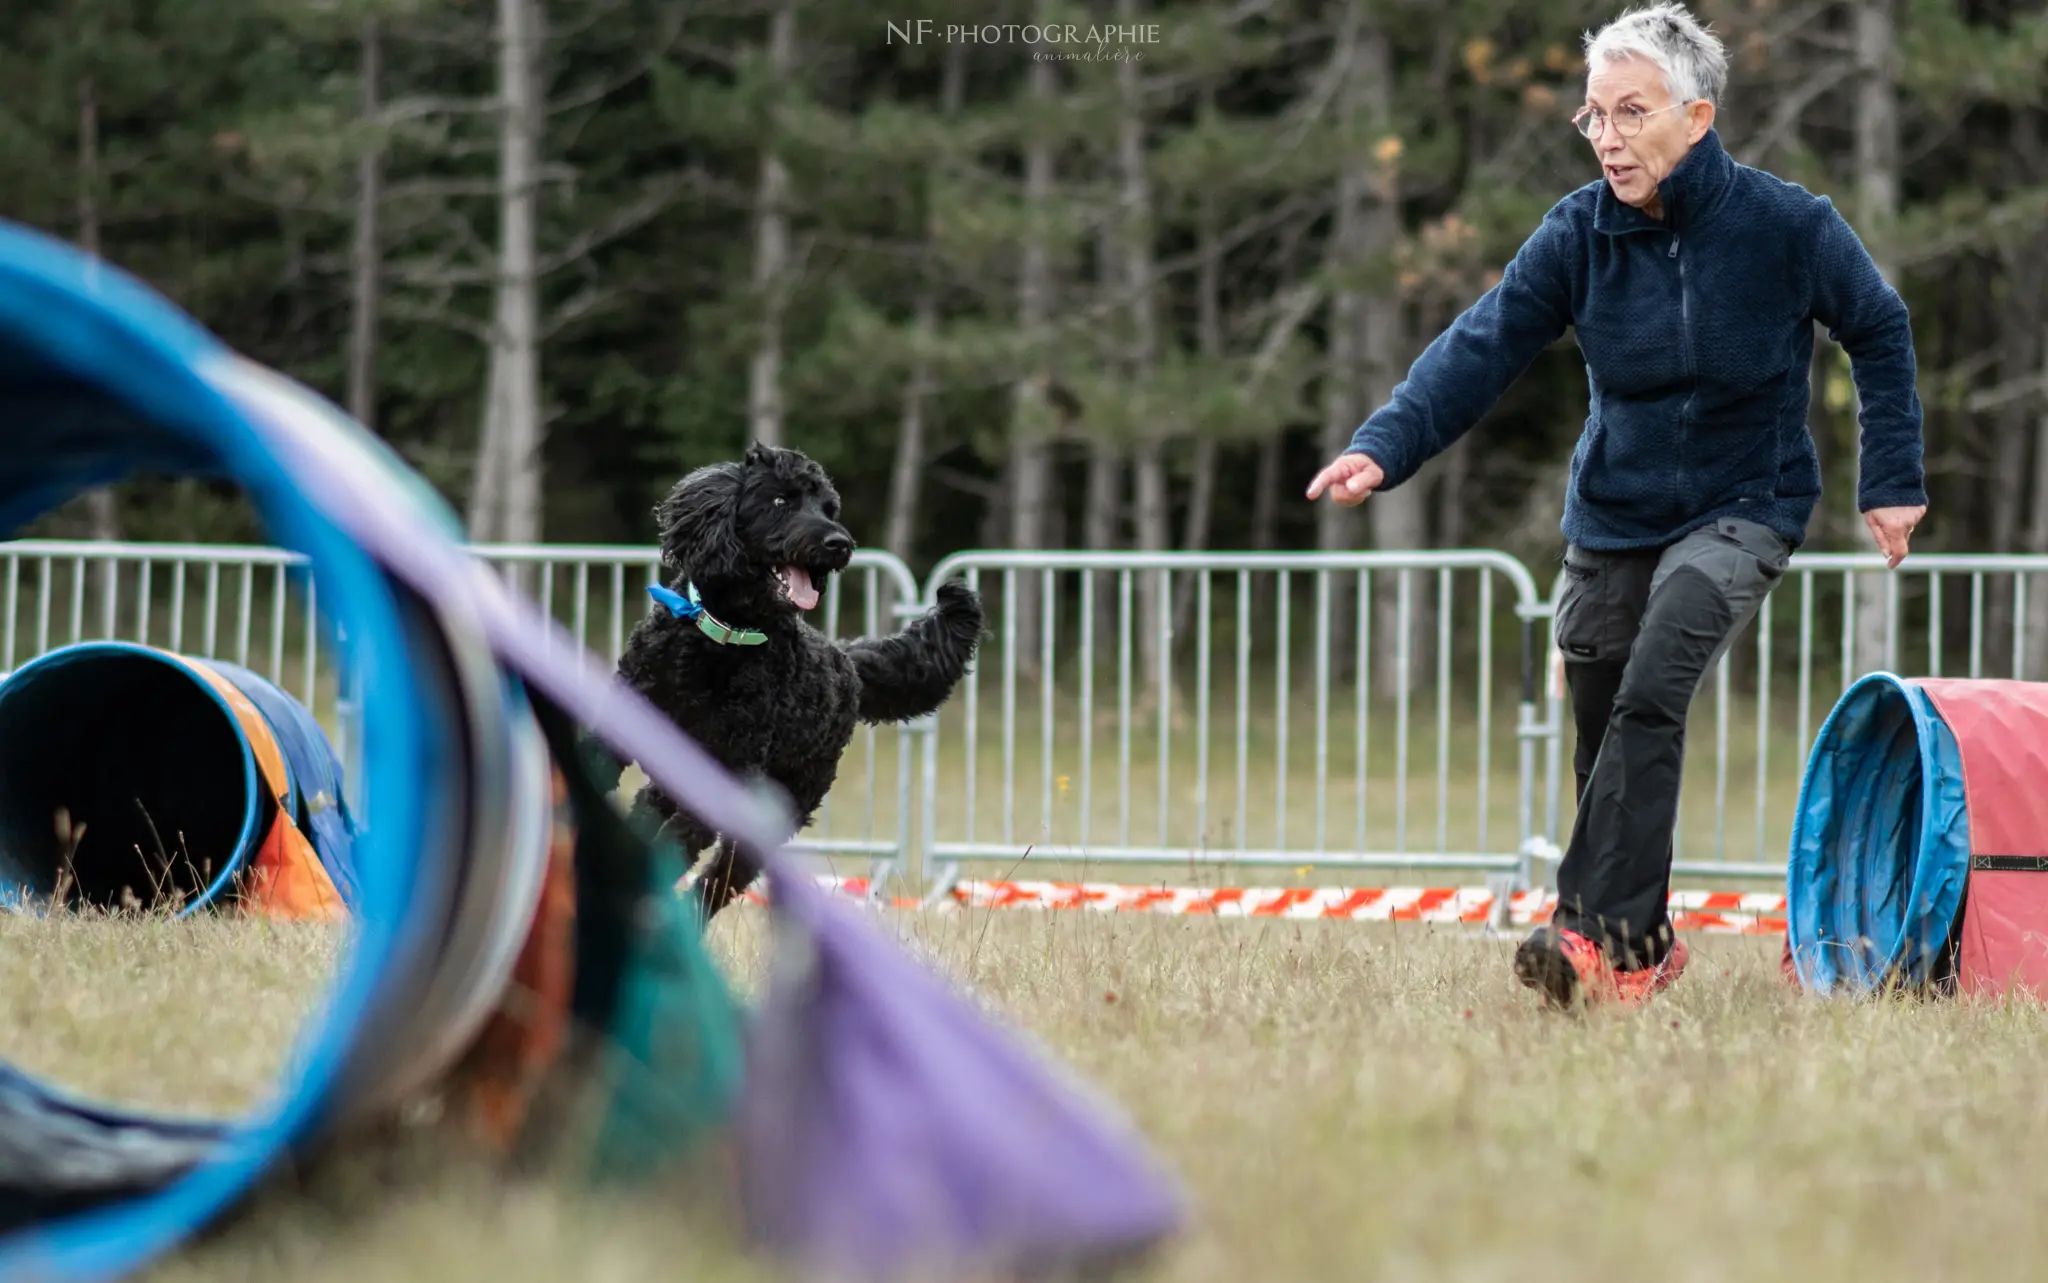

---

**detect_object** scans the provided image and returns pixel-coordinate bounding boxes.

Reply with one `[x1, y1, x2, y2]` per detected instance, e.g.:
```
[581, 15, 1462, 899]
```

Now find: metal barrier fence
[911, 550, 1551, 905]
[1537, 551, 2048, 884]
[0, 539, 920, 881]
[0, 538, 349, 763]
[9, 538, 2048, 899]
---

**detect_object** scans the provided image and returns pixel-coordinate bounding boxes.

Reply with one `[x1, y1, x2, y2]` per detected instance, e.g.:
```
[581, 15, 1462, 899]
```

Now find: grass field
[0, 601, 1999, 1280]
[6, 901, 2048, 1282]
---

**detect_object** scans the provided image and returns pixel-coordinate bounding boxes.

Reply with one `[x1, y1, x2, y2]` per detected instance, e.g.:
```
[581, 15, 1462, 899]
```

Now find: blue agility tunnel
[1787, 671, 2048, 998]
[0, 641, 358, 917]
[1785, 672, 1971, 992]
[0, 220, 563, 1276]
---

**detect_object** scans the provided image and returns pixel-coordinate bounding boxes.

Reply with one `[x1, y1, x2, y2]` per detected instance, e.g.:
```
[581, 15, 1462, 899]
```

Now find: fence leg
[1486, 870, 1518, 933]
[910, 709, 940, 905]
[921, 860, 962, 911]
[865, 857, 895, 903]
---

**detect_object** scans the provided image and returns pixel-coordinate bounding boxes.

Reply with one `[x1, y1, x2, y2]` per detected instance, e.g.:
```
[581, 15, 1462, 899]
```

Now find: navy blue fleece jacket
[1346, 127, 1926, 551]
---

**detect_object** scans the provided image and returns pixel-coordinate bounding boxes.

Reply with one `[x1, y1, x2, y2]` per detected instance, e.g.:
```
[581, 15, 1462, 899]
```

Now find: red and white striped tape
[708, 875, 1789, 935]
[947, 880, 1787, 934]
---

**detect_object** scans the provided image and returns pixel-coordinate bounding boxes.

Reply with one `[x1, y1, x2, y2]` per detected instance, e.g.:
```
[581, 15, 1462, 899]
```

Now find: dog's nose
[822, 532, 854, 556]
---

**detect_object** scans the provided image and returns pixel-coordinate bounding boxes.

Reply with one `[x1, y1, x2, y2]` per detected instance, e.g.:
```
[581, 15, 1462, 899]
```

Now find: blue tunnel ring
[0, 222, 464, 1281]
[1786, 671, 1972, 993]
[0, 642, 269, 912]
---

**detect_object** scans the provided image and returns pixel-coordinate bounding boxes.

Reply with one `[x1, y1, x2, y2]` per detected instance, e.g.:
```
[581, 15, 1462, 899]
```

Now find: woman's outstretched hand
[1306, 452, 1385, 507]
[1863, 504, 1926, 569]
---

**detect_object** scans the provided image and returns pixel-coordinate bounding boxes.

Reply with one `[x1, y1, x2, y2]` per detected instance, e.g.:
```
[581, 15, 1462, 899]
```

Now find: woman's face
[1579, 56, 1714, 217]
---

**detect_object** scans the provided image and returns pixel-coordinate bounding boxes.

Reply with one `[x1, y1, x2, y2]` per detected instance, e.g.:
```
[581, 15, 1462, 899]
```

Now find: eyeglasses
[1571, 101, 1691, 140]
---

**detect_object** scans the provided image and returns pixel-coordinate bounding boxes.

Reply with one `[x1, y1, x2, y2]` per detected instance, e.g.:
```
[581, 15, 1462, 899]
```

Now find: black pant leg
[1550, 544, 1656, 955]
[1552, 518, 1791, 969]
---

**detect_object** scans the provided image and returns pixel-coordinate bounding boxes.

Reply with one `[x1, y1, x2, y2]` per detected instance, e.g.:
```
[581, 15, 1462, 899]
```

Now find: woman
[1305, 1, 1928, 1008]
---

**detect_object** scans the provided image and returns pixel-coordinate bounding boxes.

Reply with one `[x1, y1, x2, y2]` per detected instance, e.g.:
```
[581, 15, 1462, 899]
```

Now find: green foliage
[0, 0, 2031, 555]
[1900, 0, 2048, 108]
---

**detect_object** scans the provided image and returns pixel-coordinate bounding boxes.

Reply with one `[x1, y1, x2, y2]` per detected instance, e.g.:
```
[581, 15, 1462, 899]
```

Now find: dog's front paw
[934, 577, 985, 641]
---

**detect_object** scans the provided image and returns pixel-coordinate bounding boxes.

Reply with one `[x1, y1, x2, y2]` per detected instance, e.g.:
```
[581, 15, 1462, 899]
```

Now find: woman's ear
[1686, 98, 1715, 144]
[655, 462, 746, 582]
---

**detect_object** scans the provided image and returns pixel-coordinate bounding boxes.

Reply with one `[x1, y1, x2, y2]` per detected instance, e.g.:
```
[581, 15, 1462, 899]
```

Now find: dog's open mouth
[776, 565, 821, 611]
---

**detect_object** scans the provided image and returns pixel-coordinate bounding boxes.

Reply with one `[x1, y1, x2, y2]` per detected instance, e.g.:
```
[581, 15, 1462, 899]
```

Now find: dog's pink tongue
[780, 565, 819, 610]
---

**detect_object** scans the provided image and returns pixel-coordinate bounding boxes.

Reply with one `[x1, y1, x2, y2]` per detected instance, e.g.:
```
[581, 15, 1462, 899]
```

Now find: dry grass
[4, 903, 2048, 1282]
[0, 910, 339, 1117]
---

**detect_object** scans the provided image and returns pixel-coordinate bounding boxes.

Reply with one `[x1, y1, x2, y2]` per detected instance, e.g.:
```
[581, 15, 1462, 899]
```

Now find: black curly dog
[610, 441, 983, 916]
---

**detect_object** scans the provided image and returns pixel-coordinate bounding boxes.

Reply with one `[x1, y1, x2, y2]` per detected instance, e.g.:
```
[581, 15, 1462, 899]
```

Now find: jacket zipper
[1672, 232, 1696, 507]
[1670, 234, 1690, 376]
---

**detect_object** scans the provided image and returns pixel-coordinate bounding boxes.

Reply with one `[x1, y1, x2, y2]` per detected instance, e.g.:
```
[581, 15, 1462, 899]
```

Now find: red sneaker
[1612, 937, 1689, 1004]
[1513, 926, 1618, 1007]
[1514, 927, 1687, 1008]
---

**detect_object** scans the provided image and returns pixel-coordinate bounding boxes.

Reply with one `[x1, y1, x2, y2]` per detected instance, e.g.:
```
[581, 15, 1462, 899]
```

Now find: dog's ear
[743, 440, 776, 469]
[654, 462, 747, 582]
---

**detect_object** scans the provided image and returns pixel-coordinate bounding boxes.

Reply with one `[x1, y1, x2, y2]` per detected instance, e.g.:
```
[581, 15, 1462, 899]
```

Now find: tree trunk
[1991, 367, 2030, 555]
[1808, 328, 1832, 530]
[471, 0, 544, 571]
[1083, 440, 1122, 648]
[1006, 423, 1052, 677]
[1118, 0, 1168, 684]
[1174, 437, 1216, 631]
[1074, 186, 1125, 641]
[1367, 316, 1426, 705]
[348, 17, 384, 431]
[1321, 5, 1413, 696]
[77, 74, 118, 576]
[979, 479, 1008, 548]
[1175, 426, 1217, 644]
[2026, 374, 2048, 676]
[1992, 111, 2042, 672]
[1006, 15, 1058, 676]
[885, 288, 935, 554]
[1177, 196, 1223, 587]
[1435, 434, 1473, 547]
[2025, 213, 2048, 676]
[1174, 148, 1224, 648]
[1251, 435, 1281, 551]
[1317, 8, 1366, 671]
[1988, 263, 2033, 661]
[1848, 0, 1897, 678]
[747, 1, 796, 449]
[881, 41, 965, 621]
[1250, 431, 1282, 617]
[1133, 441, 1168, 676]
[1359, 25, 1425, 701]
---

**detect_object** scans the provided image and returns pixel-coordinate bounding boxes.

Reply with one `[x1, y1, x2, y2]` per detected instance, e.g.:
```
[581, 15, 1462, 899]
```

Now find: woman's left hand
[1864, 505, 1926, 569]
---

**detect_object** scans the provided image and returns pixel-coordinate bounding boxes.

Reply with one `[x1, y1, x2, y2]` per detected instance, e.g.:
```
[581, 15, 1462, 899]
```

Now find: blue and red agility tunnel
[1788, 672, 2048, 998]
[0, 217, 1184, 1283]
[0, 642, 357, 919]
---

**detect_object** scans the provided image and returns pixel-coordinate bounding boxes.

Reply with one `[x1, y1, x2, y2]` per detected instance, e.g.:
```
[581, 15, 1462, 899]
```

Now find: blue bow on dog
[647, 583, 700, 619]
[647, 582, 768, 645]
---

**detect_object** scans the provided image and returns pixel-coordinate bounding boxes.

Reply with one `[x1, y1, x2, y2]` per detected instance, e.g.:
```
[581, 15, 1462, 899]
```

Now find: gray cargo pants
[1551, 515, 1794, 969]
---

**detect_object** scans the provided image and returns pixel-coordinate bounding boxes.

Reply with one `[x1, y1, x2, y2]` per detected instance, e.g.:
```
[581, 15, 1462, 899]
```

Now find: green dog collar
[647, 582, 768, 646]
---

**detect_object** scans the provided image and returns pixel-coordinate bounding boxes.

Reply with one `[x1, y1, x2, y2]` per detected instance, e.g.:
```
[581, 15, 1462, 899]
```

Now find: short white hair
[1584, 2, 1729, 106]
